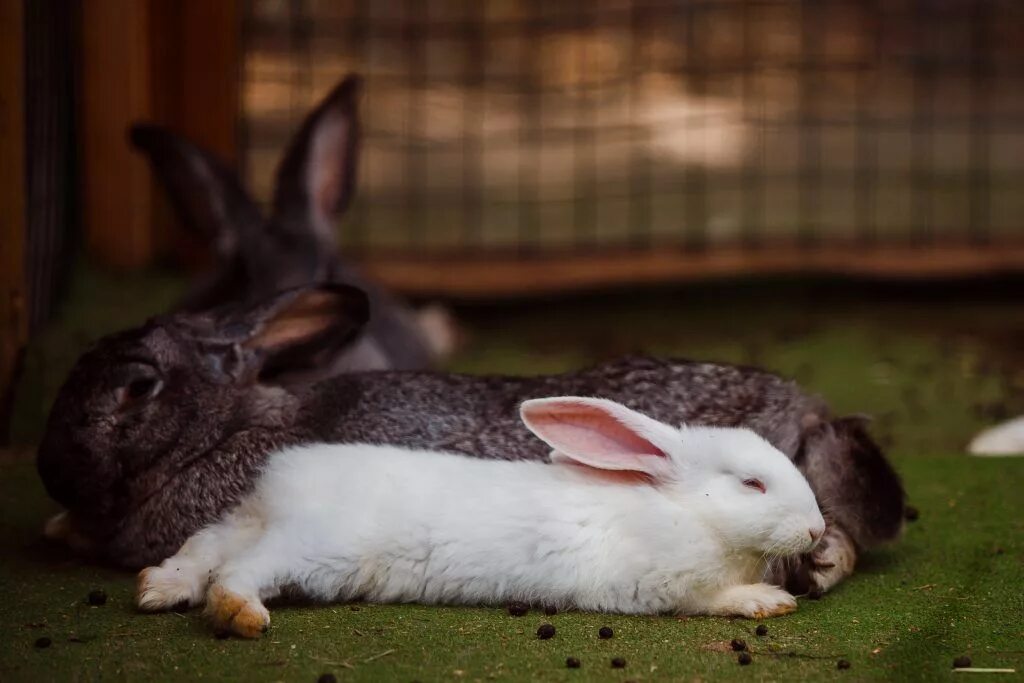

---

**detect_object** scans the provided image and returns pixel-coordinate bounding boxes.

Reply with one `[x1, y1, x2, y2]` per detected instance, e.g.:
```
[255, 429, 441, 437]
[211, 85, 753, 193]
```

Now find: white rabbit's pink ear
[520, 397, 676, 479]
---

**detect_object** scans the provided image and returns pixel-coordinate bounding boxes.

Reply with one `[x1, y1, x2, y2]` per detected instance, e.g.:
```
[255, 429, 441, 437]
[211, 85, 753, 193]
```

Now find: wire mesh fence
[241, 0, 1024, 276]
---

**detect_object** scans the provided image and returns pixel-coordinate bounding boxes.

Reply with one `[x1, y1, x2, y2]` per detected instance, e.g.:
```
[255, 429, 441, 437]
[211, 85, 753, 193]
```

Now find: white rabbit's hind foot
[137, 564, 207, 612]
[206, 584, 270, 638]
[708, 583, 798, 619]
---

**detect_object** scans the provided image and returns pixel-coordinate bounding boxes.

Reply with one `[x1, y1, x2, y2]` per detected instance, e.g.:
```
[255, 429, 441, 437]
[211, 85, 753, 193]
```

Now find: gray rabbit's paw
[807, 526, 856, 594]
[43, 511, 94, 553]
[43, 511, 71, 541]
[768, 525, 857, 597]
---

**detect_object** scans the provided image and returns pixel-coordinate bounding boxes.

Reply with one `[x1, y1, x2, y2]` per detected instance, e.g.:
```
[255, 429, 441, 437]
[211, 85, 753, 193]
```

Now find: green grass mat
[3, 264, 1024, 681]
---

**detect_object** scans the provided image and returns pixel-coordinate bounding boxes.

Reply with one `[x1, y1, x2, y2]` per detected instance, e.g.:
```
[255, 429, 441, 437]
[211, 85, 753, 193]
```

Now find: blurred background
[3, 0, 1024, 446]
[248, 0, 1024, 283]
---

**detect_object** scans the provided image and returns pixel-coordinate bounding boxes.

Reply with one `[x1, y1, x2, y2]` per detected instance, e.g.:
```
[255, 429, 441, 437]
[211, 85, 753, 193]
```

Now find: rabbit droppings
[137, 397, 825, 638]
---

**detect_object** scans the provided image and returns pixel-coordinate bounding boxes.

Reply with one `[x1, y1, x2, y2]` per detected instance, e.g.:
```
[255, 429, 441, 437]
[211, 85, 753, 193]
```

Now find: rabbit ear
[520, 397, 677, 479]
[189, 284, 370, 384]
[129, 124, 263, 261]
[270, 74, 362, 250]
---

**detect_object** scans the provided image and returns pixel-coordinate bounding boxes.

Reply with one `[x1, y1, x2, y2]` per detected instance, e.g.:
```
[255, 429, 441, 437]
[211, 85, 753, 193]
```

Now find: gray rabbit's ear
[129, 124, 264, 261]
[192, 284, 370, 384]
[270, 74, 362, 249]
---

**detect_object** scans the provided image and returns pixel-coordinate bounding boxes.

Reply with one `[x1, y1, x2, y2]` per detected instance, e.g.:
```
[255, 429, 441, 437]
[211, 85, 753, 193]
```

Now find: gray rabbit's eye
[126, 377, 159, 399]
[119, 377, 162, 406]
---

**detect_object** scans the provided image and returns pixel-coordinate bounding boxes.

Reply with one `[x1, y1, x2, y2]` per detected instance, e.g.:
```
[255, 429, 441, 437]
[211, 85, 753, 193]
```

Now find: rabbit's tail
[416, 303, 460, 361]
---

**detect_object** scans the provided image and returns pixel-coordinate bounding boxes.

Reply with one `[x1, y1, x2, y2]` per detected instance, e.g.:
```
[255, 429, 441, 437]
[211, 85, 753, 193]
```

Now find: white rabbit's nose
[808, 526, 826, 545]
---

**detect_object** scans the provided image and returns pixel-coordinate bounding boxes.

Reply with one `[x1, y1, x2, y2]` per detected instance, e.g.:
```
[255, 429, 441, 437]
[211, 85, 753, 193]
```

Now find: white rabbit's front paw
[205, 584, 270, 638]
[709, 583, 798, 619]
[137, 564, 207, 612]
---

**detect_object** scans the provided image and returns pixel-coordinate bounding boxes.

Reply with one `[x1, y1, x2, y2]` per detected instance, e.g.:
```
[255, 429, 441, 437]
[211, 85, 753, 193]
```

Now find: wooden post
[79, 0, 155, 269]
[79, 0, 240, 271]
[148, 0, 240, 265]
[163, 1, 240, 164]
[0, 0, 28, 442]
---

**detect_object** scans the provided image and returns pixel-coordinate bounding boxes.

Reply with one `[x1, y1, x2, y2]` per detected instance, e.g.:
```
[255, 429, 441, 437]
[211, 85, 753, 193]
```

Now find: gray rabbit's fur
[37, 286, 906, 598]
[130, 75, 435, 372]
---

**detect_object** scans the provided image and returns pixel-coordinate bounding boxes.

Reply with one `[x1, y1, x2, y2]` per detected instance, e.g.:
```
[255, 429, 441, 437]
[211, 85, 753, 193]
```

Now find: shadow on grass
[853, 546, 902, 577]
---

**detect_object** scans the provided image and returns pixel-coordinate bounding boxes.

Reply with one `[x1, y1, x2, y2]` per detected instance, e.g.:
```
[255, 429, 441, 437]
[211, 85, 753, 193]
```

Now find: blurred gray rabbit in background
[130, 75, 454, 376]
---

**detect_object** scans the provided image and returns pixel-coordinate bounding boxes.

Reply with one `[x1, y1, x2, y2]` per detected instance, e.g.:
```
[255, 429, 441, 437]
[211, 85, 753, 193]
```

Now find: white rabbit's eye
[742, 478, 766, 494]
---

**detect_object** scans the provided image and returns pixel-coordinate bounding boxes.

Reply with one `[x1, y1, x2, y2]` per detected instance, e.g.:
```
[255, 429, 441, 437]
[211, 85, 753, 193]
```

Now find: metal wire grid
[240, 0, 1024, 259]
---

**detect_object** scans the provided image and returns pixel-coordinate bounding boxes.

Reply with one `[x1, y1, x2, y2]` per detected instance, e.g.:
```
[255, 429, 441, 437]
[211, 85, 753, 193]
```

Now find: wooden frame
[0, 0, 28, 441]
[357, 243, 1024, 299]
[78, 0, 240, 270]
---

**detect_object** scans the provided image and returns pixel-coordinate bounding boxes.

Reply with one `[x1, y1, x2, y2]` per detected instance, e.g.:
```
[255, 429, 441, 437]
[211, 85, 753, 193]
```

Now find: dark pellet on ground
[731, 638, 747, 651]
[317, 674, 337, 683]
[806, 588, 823, 600]
[544, 605, 558, 616]
[837, 659, 851, 670]
[507, 601, 529, 617]
[738, 652, 752, 665]
[611, 657, 626, 669]
[537, 624, 556, 639]
[904, 506, 920, 522]
[86, 589, 107, 606]
[755, 624, 768, 636]
[566, 657, 581, 669]
[953, 656, 972, 668]
[34, 636, 51, 649]
[598, 626, 614, 639]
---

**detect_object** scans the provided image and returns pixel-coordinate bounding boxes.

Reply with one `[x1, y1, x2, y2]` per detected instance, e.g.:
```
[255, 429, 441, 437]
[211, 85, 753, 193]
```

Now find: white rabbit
[137, 397, 826, 638]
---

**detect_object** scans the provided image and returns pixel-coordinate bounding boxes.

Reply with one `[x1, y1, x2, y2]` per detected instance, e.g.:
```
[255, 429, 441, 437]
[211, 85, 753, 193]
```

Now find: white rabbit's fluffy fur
[138, 397, 825, 637]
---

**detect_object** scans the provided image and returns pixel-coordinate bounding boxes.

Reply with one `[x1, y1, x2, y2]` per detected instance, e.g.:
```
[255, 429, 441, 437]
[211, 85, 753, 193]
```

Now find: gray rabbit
[130, 75, 448, 373]
[37, 285, 905, 597]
